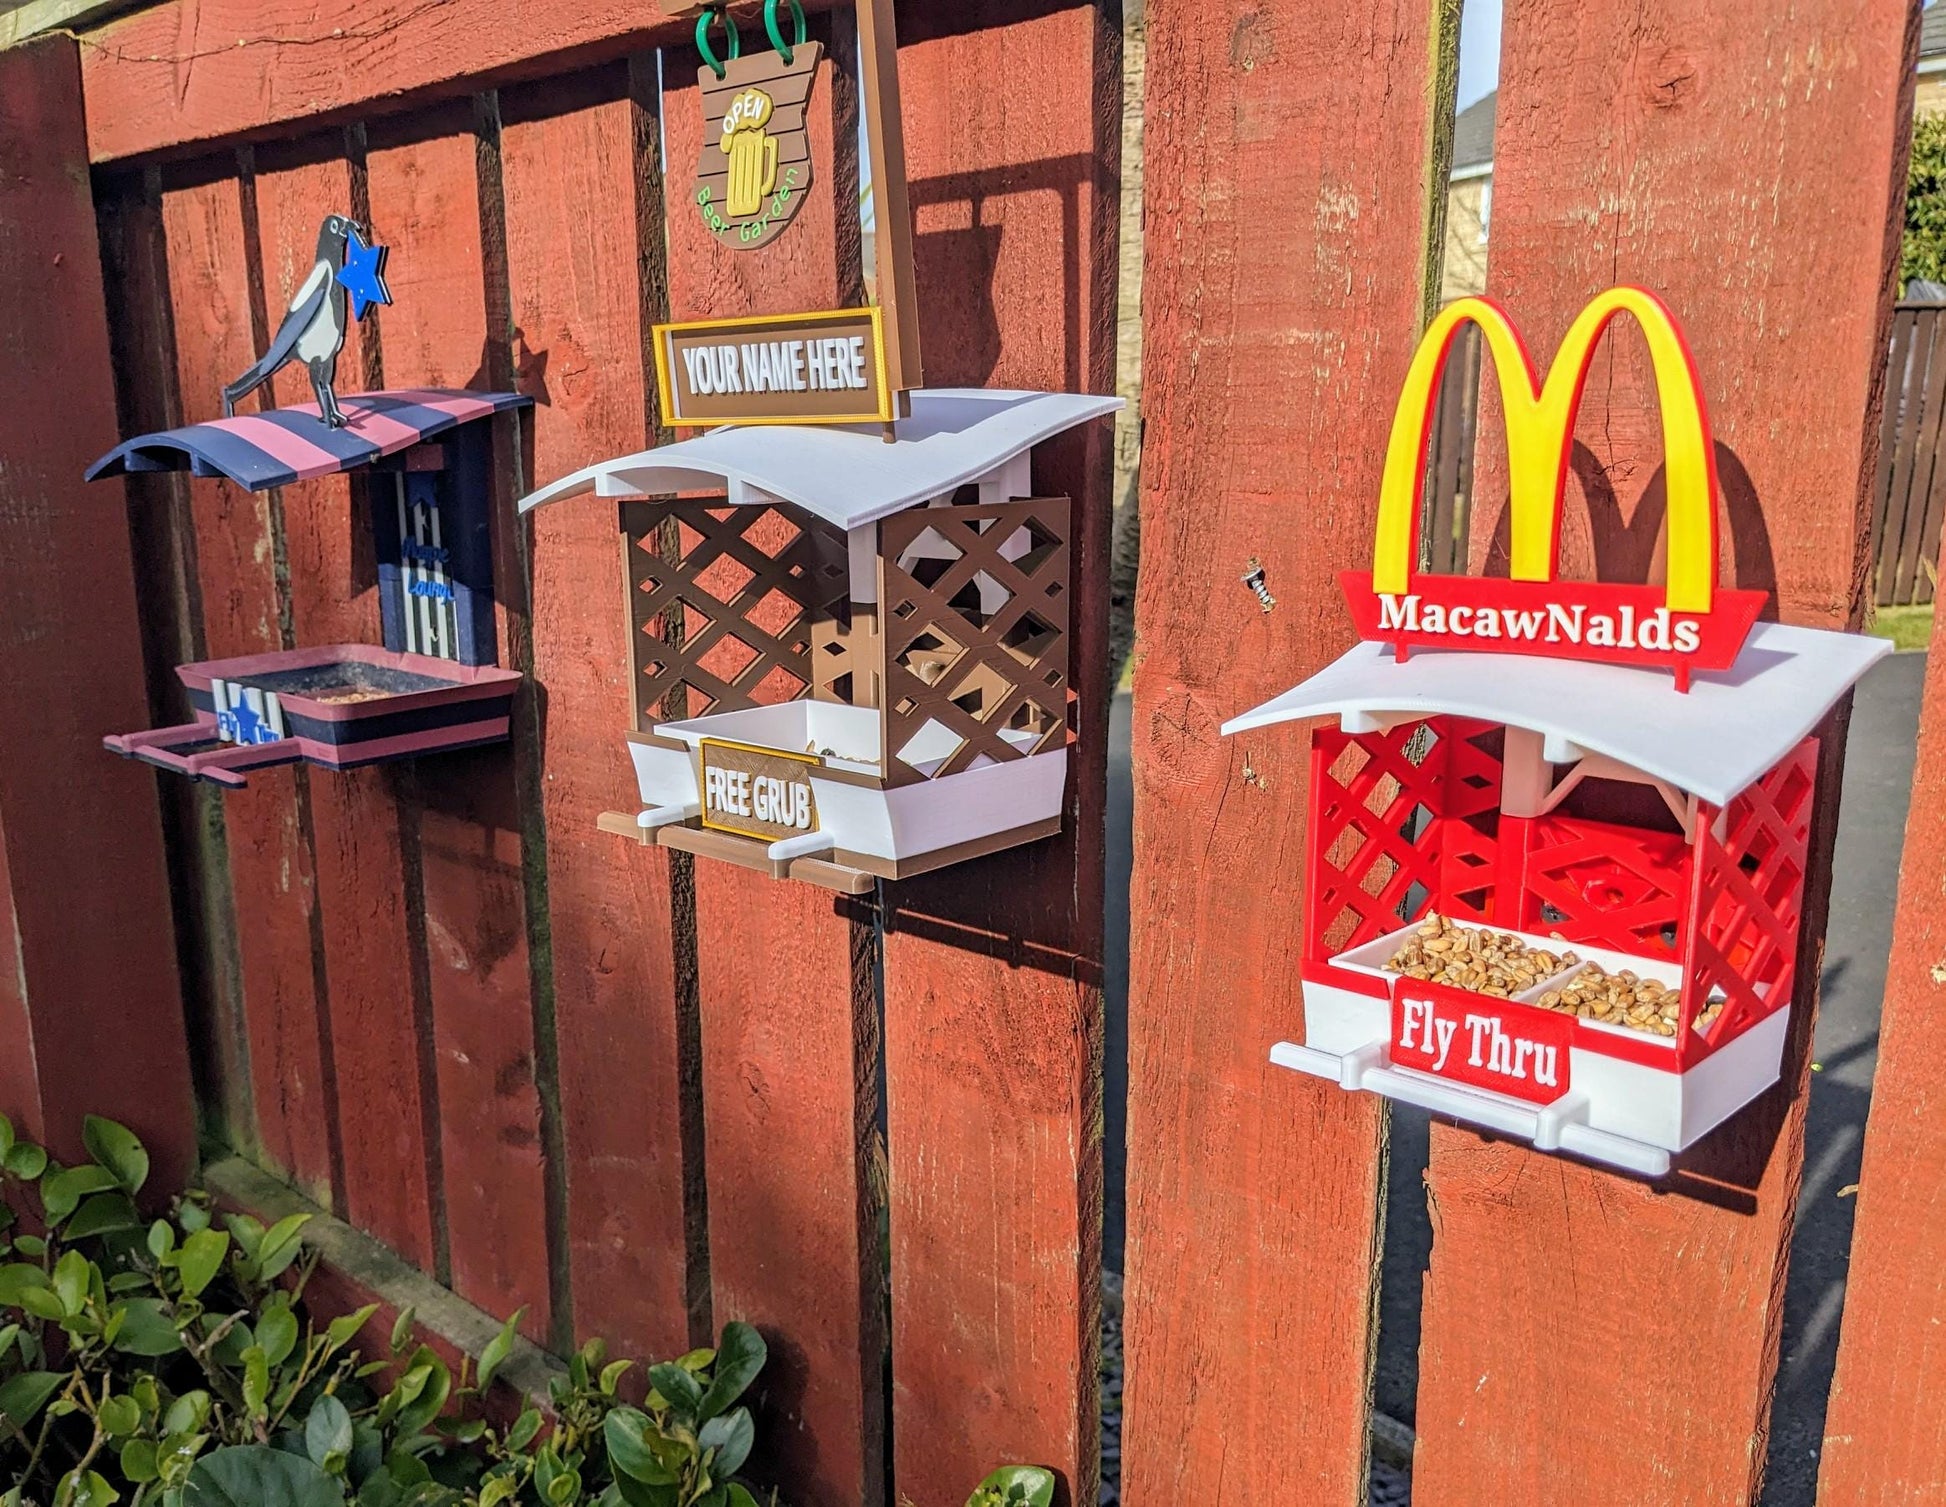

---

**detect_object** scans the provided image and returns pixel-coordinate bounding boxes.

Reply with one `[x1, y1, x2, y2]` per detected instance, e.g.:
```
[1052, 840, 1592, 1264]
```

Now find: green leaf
[324, 1303, 380, 1352]
[306, 1395, 353, 1471]
[183, 1445, 346, 1507]
[0, 1370, 65, 1428]
[56, 1468, 118, 1507]
[600, 1359, 634, 1396]
[242, 1347, 271, 1419]
[257, 1303, 300, 1368]
[148, 1220, 175, 1261]
[255, 1215, 312, 1283]
[389, 1307, 416, 1354]
[2, 1142, 46, 1181]
[695, 1325, 765, 1422]
[41, 1164, 119, 1224]
[604, 1409, 678, 1486]
[99, 1393, 143, 1437]
[66, 1192, 141, 1240]
[82, 1117, 150, 1196]
[120, 1437, 161, 1483]
[478, 1480, 518, 1507]
[507, 1409, 543, 1452]
[967, 1467, 1056, 1507]
[723, 1488, 761, 1507]
[176, 1229, 230, 1299]
[0, 1262, 50, 1308]
[392, 1353, 450, 1437]
[0, 1114, 11, 1162]
[647, 1363, 704, 1417]
[165, 1391, 212, 1436]
[697, 1409, 753, 1479]
[17, 1286, 67, 1322]
[51, 1250, 91, 1315]
[112, 1297, 185, 1357]
[11, 1235, 44, 1259]
[477, 1309, 523, 1394]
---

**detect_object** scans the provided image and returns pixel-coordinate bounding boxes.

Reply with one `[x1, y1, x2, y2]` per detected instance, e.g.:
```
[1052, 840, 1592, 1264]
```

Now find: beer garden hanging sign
[695, 0, 820, 251]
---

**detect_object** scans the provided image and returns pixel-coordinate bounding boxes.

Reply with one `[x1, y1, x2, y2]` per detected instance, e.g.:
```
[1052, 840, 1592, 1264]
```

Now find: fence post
[879, 2, 1118, 1503]
[1414, 4, 1916, 1502]
[0, 35, 196, 1194]
[1119, 0, 1451, 1498]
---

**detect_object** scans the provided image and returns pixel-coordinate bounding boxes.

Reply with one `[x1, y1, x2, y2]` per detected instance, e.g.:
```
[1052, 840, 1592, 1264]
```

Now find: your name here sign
[699, 739, 821, 843]
[1390, 978, 1572, 1106]
[654, 307, 893, 426]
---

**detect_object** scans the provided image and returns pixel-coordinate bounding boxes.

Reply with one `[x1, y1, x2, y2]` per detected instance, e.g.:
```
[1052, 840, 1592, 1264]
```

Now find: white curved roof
[517, 388, 1123, 530]
[1222, 620, 1889, 807]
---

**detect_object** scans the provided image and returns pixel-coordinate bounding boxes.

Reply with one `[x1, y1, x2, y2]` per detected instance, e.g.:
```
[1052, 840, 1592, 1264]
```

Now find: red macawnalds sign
[1224, 288, 1887, 1177]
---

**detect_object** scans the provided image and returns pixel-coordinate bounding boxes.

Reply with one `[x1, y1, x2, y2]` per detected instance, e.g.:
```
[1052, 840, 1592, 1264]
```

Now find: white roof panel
[1222, 620, 1890, 806]
[516, 388, 1123, 531]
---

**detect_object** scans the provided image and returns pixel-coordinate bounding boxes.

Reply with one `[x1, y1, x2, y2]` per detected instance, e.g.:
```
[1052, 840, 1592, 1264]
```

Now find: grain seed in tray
[1379, 913, 1575, 998]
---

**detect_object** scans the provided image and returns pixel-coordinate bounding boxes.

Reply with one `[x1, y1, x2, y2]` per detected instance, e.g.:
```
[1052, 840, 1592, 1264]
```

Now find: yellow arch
[1371, 287, 1719, 613]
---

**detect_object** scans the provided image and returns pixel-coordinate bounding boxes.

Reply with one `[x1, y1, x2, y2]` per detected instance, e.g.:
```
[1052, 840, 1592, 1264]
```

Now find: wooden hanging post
[854, 0, 922, 431]
[658, 0, 922, 441]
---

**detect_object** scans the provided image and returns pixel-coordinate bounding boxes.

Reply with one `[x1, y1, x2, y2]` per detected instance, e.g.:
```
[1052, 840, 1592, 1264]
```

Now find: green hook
[696, 5, 741, 80]
[763, 0, 807, 64]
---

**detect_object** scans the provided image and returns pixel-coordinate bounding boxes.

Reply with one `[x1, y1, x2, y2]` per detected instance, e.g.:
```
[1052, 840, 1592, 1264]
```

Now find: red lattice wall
[1305, 716, 1815, 1058]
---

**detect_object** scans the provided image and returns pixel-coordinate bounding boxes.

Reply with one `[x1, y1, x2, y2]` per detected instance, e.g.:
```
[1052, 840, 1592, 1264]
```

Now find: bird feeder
[1223, 287, 1887, 1177]
[87, 388, 529, 787]
[517, 387, 1120, 892]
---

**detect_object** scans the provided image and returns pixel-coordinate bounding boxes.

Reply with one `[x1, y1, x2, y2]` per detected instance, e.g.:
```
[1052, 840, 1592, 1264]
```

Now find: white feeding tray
[627, 701, 1067, 884]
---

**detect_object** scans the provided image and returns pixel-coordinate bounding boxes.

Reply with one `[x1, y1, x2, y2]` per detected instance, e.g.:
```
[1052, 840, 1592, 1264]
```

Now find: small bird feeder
[518, 388, 1120, 892]
[1223, 287, 1887, 1177]
[87, 388, 529, 787]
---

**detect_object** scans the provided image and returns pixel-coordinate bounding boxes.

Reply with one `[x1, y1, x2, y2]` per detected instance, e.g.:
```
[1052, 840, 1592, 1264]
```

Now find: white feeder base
[618, 701, 1068, 880]
[1280, 964, 1791, 1178]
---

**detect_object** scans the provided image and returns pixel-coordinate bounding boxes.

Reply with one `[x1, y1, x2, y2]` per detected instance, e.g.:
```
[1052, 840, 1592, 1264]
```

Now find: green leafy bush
[1905, 113, 1946, 291]
[2, 1113, 1050, 1507]
[0, 1113, 777, 1507]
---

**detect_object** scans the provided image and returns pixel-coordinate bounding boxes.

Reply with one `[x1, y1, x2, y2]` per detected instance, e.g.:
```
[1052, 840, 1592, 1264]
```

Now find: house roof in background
[1925, 2, 1946, 60]
[1452, 90, 1497, 174]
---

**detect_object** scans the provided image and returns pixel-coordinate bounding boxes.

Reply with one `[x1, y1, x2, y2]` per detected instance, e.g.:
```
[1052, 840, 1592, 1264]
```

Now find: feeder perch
[518, 387, 1121, 893]
[1223, 287, 1889, 1177]
[87, 388, 530, 787]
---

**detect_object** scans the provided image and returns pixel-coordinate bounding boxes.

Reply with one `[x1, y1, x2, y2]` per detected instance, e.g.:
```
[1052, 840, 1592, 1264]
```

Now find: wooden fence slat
[362, 107, 555, 1341]
[1876, 311, 1929, 605]
[1421, 4, 1914, 1503]
[496, 62, 707, 1363]
[1820, 620, 1946, 1499]
[883, 4, 1118, 1503]
[659, 23, 885, 1504]
[95, 166, 260, 1162]
[0, 34, 197, 1194]
[1890, 308, 1946, 606]
[157, 159, 353, 1213]
[1119, 0, 1445, 1495]
[1869, 308, 1918, 602]
[251, 137, 423, 1221]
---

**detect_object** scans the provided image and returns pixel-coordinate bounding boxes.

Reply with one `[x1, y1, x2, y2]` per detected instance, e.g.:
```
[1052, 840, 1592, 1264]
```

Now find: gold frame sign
[653, 307, 894, 428]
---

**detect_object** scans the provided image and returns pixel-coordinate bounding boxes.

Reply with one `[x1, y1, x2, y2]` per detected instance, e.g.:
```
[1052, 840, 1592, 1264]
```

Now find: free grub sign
[697, 42, 823, 251]
[653, 307, 893, 427]
[699, 738, 821, 843]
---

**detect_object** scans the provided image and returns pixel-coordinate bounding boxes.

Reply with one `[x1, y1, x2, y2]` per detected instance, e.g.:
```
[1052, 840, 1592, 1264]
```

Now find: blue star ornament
[339, 226, 393, 320]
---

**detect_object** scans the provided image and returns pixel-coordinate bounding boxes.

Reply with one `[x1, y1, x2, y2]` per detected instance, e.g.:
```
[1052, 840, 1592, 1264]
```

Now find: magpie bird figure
[222, 214, 390, 428]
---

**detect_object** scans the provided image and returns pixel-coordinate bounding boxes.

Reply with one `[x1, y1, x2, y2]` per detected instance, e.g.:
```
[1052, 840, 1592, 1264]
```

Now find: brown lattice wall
[621, 498, 854, 728]
[876, 497, 1072, 786]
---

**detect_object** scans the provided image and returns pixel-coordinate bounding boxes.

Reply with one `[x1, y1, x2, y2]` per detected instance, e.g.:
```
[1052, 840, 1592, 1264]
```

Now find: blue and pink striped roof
[86, 389, 532, 493]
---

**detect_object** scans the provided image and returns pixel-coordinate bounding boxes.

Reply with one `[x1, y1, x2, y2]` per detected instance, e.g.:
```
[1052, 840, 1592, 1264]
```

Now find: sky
[1457, 0, 1503, 110]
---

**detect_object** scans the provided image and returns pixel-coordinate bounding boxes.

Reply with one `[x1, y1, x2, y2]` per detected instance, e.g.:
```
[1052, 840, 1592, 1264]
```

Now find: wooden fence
[0, 2, 1940, 1505]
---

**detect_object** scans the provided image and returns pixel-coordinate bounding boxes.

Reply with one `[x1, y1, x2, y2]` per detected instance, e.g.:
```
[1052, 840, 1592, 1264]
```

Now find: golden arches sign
[1371, 286, 1721, 613]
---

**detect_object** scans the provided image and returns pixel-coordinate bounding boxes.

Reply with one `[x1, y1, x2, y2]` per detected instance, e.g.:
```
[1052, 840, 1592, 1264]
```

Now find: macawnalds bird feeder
[1223, 286, 1887, 1178]
[518, 387, 1120, 893]
[86, 387, 530, 787]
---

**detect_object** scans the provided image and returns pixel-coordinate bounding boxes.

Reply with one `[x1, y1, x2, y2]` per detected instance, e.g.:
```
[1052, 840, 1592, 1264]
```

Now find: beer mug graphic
[719, 88, 778, 219]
